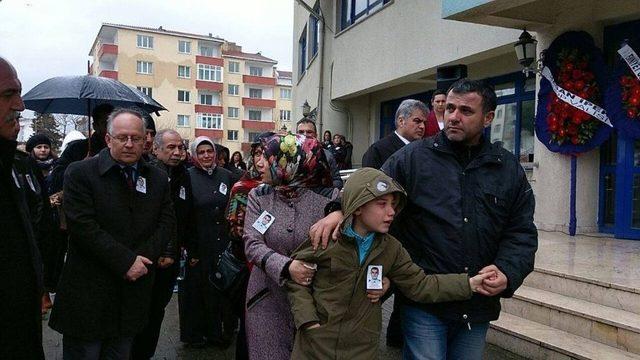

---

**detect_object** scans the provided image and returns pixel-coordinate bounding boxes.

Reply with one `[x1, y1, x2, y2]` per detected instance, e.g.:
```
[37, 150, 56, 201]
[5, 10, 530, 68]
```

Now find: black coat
[49, 133, 107, 193]
[0, 139, 44, 359]
[362, 132, 406, 169]
[381, 132, 537, 323]
[148, 158, 193, 260]
[49, 149, 176, 340]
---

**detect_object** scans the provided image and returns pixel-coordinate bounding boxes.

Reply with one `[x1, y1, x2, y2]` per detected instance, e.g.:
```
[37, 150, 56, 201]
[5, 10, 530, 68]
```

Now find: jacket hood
[341, 167, 406, 229]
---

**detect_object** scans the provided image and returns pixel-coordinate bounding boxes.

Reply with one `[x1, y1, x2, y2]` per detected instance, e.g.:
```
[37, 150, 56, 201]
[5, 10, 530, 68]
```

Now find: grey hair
[106, 108, 147, 135]
[395, 99, 429, 126]
[153, 129, 181, 149]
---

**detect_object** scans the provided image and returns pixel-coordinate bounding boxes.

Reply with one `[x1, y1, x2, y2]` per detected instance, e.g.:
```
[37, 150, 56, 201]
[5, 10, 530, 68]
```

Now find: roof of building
[89, 23, 225, 55]
[222, 50, 277, 64]
[277, 70, 292, 79]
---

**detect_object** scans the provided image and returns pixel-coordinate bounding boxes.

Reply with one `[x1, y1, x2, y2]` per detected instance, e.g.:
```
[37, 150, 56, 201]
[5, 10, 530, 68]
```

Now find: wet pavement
[43, 294, 519, 359]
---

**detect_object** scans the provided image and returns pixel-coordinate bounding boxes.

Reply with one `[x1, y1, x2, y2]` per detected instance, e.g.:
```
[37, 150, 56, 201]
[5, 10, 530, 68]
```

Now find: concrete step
[488, 313, 640, 360]
[524, 268, 640, 315]
[502, 286, 640, 354]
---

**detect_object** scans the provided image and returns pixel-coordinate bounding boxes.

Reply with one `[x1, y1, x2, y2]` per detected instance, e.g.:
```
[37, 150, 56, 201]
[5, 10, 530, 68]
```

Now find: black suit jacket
[361, 133, 406, 169]
[49, 148, 176, 340]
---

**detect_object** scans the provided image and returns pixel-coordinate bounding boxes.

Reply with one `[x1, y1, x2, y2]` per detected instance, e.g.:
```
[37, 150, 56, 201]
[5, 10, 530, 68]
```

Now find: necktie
[123, 166, 135, 190]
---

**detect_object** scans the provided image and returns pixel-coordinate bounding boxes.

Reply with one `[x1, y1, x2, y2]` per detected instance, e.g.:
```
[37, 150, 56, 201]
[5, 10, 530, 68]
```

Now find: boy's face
[354, 193, 398, 234]
[371, 267, 379, 279]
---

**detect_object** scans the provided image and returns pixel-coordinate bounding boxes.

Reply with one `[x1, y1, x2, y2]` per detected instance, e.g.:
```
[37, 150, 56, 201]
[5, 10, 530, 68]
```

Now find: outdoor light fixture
[514, 30, 542, 76]
[302, 100, 311, 117]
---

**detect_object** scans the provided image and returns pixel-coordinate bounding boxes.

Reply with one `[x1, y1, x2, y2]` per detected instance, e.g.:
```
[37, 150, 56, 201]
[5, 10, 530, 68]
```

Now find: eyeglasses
[110, 134, 145, 144]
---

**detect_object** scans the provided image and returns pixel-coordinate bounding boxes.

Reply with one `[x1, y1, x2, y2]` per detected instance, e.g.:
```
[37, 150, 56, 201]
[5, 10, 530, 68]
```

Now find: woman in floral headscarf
[243, 133, 337, 360]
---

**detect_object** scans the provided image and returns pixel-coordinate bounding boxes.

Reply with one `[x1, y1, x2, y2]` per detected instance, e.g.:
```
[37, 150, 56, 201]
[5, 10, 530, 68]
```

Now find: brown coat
[287, 233, 472, 360]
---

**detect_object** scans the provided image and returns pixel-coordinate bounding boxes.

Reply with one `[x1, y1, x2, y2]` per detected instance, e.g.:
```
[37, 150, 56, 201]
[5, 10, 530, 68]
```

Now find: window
[298, 26, 307, 76]
[228, 107, 239, 118]
[227, 130, 239, 141]
[280, 110, 291, 121]
[136, 61, 153, 74]
[280, 88, 292, 99]
[229, 61, 240, 73]
[249, 110, 262, 121]
[178, 90, 190, 103]
[340, 0, 391, 31]
[249, 88, 262, 99]
[248, 132, 262, 142]
[200, 93, 214, 105]
[310, 3, 320, 58]
[177, 114, 190, 127]
[249, 66, 263, 76]
[228, 84, 239, 96]
[199, 45, 214, 57]
[136, 35, 153, 49]
[136, 86, 152, 98]
[197, 113, 222, 129]
[178, 40, 191, 54]
[198, 64, 222, 82]
[177, 65, 191, 78]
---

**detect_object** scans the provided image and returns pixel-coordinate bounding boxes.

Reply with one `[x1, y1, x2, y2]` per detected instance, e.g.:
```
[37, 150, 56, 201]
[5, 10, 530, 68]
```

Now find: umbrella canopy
[22, 75, 166, 115]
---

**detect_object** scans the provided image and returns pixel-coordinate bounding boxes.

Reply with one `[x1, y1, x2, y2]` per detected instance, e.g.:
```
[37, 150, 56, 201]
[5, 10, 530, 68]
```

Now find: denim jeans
[63, 336, 133, 360]
[402, 305, 489, 360]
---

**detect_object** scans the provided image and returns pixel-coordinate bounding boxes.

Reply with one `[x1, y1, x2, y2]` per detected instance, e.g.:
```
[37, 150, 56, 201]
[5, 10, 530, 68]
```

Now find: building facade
[89, 23, 292, 155]
[292, 0, 640, 239]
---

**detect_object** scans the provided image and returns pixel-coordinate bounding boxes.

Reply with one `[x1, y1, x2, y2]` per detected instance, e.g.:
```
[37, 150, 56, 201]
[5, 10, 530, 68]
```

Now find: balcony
[242, 120, 276, 131]
[98, 43, 118, 60]
[196, 55, 224, 67]
[99, 70, 118, 80]
[242, 97, 276, 108]
[243, 75, 276, 86]
[196, 81, 223, 92]
[195, 104, 223, 114]
[195, 128, 223, 139]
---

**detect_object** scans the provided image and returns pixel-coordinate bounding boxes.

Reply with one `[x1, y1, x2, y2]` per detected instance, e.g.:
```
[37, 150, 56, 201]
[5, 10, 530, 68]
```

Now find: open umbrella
[22, 75, 166, 153]
[23, 75, 166, 115]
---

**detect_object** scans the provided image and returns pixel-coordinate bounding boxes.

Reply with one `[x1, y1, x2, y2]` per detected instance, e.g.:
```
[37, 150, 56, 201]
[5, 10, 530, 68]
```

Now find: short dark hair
[296, 117, 317, 133]
[447, 79, 497, 114]
[431, 89, 446, 101]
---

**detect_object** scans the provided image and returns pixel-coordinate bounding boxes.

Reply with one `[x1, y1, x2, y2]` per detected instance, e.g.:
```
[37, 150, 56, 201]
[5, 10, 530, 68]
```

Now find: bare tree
[54, 114, 89, 136]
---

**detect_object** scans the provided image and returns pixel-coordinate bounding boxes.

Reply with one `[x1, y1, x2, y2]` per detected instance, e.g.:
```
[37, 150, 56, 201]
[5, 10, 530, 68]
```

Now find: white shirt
[438, 121, 445, 130]
[394, 131, 411, 145]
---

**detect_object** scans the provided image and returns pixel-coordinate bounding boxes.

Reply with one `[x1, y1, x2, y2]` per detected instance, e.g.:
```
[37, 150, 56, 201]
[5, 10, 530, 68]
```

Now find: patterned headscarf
[226, 141, 263, 240]
[261, 133, 332, 198]
[189, 136, 216, 173]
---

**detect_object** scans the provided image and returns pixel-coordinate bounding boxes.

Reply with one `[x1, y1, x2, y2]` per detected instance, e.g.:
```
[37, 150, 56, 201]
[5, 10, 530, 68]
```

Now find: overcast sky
[0, 0, 294, 94]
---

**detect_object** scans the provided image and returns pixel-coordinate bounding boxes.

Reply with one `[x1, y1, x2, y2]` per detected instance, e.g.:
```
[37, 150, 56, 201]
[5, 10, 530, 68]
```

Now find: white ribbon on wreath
[541, 66, 612, 127]
[618, 43, 640, 81]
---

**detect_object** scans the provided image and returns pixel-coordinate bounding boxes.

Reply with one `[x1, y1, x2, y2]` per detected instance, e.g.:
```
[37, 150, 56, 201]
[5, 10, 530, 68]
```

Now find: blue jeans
[402, 305, 489, 360]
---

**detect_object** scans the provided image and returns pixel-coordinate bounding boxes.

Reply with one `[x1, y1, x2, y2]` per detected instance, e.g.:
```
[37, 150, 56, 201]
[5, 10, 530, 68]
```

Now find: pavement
[43, 294, 520, 359]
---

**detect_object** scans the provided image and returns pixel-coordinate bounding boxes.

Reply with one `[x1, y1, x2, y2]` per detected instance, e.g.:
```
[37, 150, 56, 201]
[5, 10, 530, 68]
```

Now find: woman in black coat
[179, 136, 235, 347]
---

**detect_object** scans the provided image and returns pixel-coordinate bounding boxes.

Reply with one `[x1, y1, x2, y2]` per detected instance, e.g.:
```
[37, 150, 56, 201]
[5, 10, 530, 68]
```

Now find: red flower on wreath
[546, 49, 601, 146]
[620, 74, 640, 119]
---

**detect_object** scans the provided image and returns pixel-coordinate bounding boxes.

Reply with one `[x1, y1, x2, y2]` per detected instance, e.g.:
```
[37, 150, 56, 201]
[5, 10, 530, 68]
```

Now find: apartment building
[88, 23, 292, 155]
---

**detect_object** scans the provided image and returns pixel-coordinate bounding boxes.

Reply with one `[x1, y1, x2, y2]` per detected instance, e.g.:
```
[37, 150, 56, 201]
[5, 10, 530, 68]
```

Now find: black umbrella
[22, 75, 166, 115]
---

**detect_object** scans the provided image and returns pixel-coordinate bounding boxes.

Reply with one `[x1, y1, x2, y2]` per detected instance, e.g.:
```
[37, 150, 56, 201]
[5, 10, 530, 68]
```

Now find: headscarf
[226, 140, 264, 244]
[261, 133, 332, 198]
[190, 136, 216, 174]
[60, 130, 86, 154]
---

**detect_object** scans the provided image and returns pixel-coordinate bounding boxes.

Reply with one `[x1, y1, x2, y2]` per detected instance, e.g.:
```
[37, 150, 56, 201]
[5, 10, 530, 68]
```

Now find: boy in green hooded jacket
[287, 167, 492, 360]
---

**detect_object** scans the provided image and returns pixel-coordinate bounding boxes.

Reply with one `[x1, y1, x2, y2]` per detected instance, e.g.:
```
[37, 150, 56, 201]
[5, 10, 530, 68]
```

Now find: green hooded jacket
[287, 168, 472, 360]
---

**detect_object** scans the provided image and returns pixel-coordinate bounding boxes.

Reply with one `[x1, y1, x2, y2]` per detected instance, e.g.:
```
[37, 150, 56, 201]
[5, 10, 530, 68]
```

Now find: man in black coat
[313, 79, 537, 360]
[0, 56, 45, 360]
[131, 129, 192, 359]
[49, 109, 176, 359]
[361, 99, 428, 169]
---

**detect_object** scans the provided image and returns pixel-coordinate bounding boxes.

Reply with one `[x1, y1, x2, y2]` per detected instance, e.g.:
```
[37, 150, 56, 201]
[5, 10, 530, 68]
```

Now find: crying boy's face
[354, 193, 399, 235]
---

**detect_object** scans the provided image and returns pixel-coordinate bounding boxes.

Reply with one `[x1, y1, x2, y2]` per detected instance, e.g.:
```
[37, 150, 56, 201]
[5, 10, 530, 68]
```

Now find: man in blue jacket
[311, 78, 537, 360]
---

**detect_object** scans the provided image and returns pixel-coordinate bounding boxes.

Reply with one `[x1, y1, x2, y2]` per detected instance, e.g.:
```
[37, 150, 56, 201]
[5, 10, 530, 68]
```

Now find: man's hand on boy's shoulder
[366, 277, 391, 303]
[309, 210, 344, 250]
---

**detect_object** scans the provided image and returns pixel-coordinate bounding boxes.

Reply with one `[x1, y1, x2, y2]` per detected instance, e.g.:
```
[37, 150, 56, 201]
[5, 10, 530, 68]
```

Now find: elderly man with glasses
[49, 108, 176, 360]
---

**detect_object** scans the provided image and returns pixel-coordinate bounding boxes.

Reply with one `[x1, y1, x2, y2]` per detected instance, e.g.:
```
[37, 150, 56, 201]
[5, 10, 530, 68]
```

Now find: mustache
[4, 111, 19, 124]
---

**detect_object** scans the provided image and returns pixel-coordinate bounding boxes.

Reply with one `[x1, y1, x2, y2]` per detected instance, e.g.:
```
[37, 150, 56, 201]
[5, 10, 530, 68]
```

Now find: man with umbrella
[0, 56, 45, 359]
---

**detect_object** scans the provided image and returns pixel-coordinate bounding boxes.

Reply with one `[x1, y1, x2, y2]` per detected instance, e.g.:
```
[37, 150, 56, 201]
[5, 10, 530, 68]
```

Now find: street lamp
[302, 100, 311, 117]
[514, 30, 541, 76]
